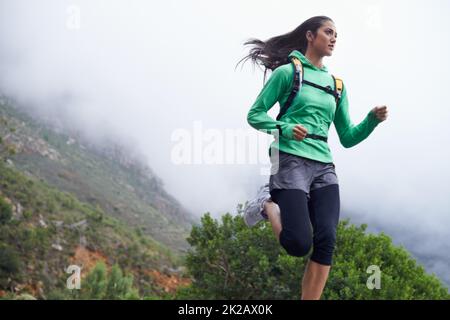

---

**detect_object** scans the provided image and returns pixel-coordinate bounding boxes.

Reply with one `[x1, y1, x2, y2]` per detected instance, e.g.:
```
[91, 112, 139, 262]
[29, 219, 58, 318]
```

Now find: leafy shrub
[179, 213, 449, 300]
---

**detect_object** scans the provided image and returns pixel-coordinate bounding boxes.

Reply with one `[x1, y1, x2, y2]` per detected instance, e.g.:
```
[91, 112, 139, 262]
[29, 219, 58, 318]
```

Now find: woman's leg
[302, 184, 340, 300]
[264, 200, 282, 240]
[265, 199, 330, 300]
[269, 189, 313, 258]
[267, 186, 339, 300]
[301, 260, 331, 300]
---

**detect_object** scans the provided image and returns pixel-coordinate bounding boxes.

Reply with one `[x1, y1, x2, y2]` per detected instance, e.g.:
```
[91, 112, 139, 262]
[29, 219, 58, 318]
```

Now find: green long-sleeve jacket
[247, 50, 381, 163]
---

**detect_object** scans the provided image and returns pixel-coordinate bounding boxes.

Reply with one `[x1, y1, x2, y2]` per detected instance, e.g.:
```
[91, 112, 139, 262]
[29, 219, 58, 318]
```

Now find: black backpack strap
[276, 57, 303, 121]
[302, 79, 341, 101]
[305, 134, 328, 142]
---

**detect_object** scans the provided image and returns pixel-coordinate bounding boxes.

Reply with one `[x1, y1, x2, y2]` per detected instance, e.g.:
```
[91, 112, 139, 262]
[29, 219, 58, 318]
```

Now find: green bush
[0, 197, 12, 224]
[77, 262, 139, 300]
[46, 198, 57, 213]
[22, 210, 33, 220]
[61, 195, 76, 210]
[0, 243, 22, 288]
[179, 213, 449, 300]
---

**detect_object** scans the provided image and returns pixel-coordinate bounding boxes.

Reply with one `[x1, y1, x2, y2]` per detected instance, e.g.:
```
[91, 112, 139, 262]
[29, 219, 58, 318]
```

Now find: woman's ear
[306, 30, 314, 43]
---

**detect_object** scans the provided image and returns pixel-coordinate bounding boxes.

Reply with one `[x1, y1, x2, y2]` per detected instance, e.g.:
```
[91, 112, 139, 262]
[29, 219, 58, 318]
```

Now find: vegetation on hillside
[177, 213, 449, 300]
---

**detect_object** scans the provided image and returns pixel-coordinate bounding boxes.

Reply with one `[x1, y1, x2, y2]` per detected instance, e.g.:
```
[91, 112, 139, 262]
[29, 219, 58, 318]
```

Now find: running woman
[237, 16, 388, 300]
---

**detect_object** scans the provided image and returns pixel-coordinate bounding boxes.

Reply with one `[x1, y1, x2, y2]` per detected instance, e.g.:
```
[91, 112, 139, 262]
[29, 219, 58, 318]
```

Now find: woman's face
[307, 21, 337, 57]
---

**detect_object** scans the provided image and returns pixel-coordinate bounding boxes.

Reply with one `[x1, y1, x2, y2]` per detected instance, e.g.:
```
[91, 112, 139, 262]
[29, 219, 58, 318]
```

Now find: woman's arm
[333, 84, 384, 148]
[247, 65, 298, 140]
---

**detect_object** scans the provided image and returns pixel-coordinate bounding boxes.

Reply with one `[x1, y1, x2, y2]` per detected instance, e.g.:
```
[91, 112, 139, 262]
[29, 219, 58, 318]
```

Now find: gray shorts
[269, 150, 339, 199]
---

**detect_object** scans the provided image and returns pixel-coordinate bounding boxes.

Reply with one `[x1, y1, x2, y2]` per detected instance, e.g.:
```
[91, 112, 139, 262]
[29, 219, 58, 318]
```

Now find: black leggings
[270, 184, 340, 266]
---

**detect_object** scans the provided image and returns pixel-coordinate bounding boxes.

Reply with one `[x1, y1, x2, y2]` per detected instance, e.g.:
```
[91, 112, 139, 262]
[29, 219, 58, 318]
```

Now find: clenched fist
[293, 124, 308, 141]
[371, 105, 388, 122]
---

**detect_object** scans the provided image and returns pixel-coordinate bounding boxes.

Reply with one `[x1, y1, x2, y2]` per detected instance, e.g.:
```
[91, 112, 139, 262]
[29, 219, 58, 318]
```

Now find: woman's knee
[280, 231, 312, 257]
[311, 228, 337, 264]
[315, 227, 337, 249]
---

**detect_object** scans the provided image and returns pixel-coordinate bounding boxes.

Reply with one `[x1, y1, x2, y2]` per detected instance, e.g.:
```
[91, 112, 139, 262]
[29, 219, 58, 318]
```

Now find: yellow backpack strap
[291, 57, 303, 73]
[331, 75, 343, 106]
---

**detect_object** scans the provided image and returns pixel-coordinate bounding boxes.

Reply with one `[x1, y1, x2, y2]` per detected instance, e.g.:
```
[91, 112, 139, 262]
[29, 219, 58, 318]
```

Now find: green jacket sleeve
[333, 84, 381, 148]
[247, 66, 297, 140]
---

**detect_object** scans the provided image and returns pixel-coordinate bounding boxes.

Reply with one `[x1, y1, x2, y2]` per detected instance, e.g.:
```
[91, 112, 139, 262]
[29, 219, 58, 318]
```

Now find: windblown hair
[236, 16, 333, 82]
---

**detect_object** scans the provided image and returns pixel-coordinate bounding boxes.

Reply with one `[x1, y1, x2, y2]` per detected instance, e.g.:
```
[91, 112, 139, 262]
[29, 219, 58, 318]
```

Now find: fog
[1, 0, 449, 286]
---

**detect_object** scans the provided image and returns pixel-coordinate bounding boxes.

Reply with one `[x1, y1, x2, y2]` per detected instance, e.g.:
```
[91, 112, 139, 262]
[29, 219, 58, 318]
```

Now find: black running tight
[269, 184, 340, 266]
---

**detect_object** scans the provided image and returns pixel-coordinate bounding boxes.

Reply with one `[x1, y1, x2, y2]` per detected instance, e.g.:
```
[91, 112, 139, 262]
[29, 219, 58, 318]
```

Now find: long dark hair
[236, 16, 333, 82]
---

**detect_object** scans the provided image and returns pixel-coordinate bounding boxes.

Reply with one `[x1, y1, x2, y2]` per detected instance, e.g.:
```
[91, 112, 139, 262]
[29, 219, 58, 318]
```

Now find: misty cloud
[1, 0, 449, 286]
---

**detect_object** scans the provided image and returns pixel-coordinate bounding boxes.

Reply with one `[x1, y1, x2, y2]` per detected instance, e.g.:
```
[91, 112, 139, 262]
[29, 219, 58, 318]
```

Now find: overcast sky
[1, 0, 449, 286]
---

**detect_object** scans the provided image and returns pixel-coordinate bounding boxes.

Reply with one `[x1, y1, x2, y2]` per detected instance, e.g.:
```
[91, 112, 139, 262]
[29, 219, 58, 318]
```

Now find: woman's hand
[293, 124, 308, 141]
[371, 105, 388, 122]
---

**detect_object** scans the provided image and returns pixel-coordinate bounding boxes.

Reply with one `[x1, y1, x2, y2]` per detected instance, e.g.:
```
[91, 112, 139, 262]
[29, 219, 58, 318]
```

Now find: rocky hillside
[0, 158, 192, 298]
[0, 96, 196, 253]
[0, 96, 197, 298]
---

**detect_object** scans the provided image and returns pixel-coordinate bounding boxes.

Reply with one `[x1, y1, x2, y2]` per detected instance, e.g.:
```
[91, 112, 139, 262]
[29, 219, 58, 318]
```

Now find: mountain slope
[0, 96, 196, 253]
[0, 158, 187, 298]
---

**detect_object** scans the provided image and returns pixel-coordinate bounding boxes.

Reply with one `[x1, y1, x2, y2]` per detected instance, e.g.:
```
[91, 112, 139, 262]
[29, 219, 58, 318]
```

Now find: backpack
[275, 57, 343, 142]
